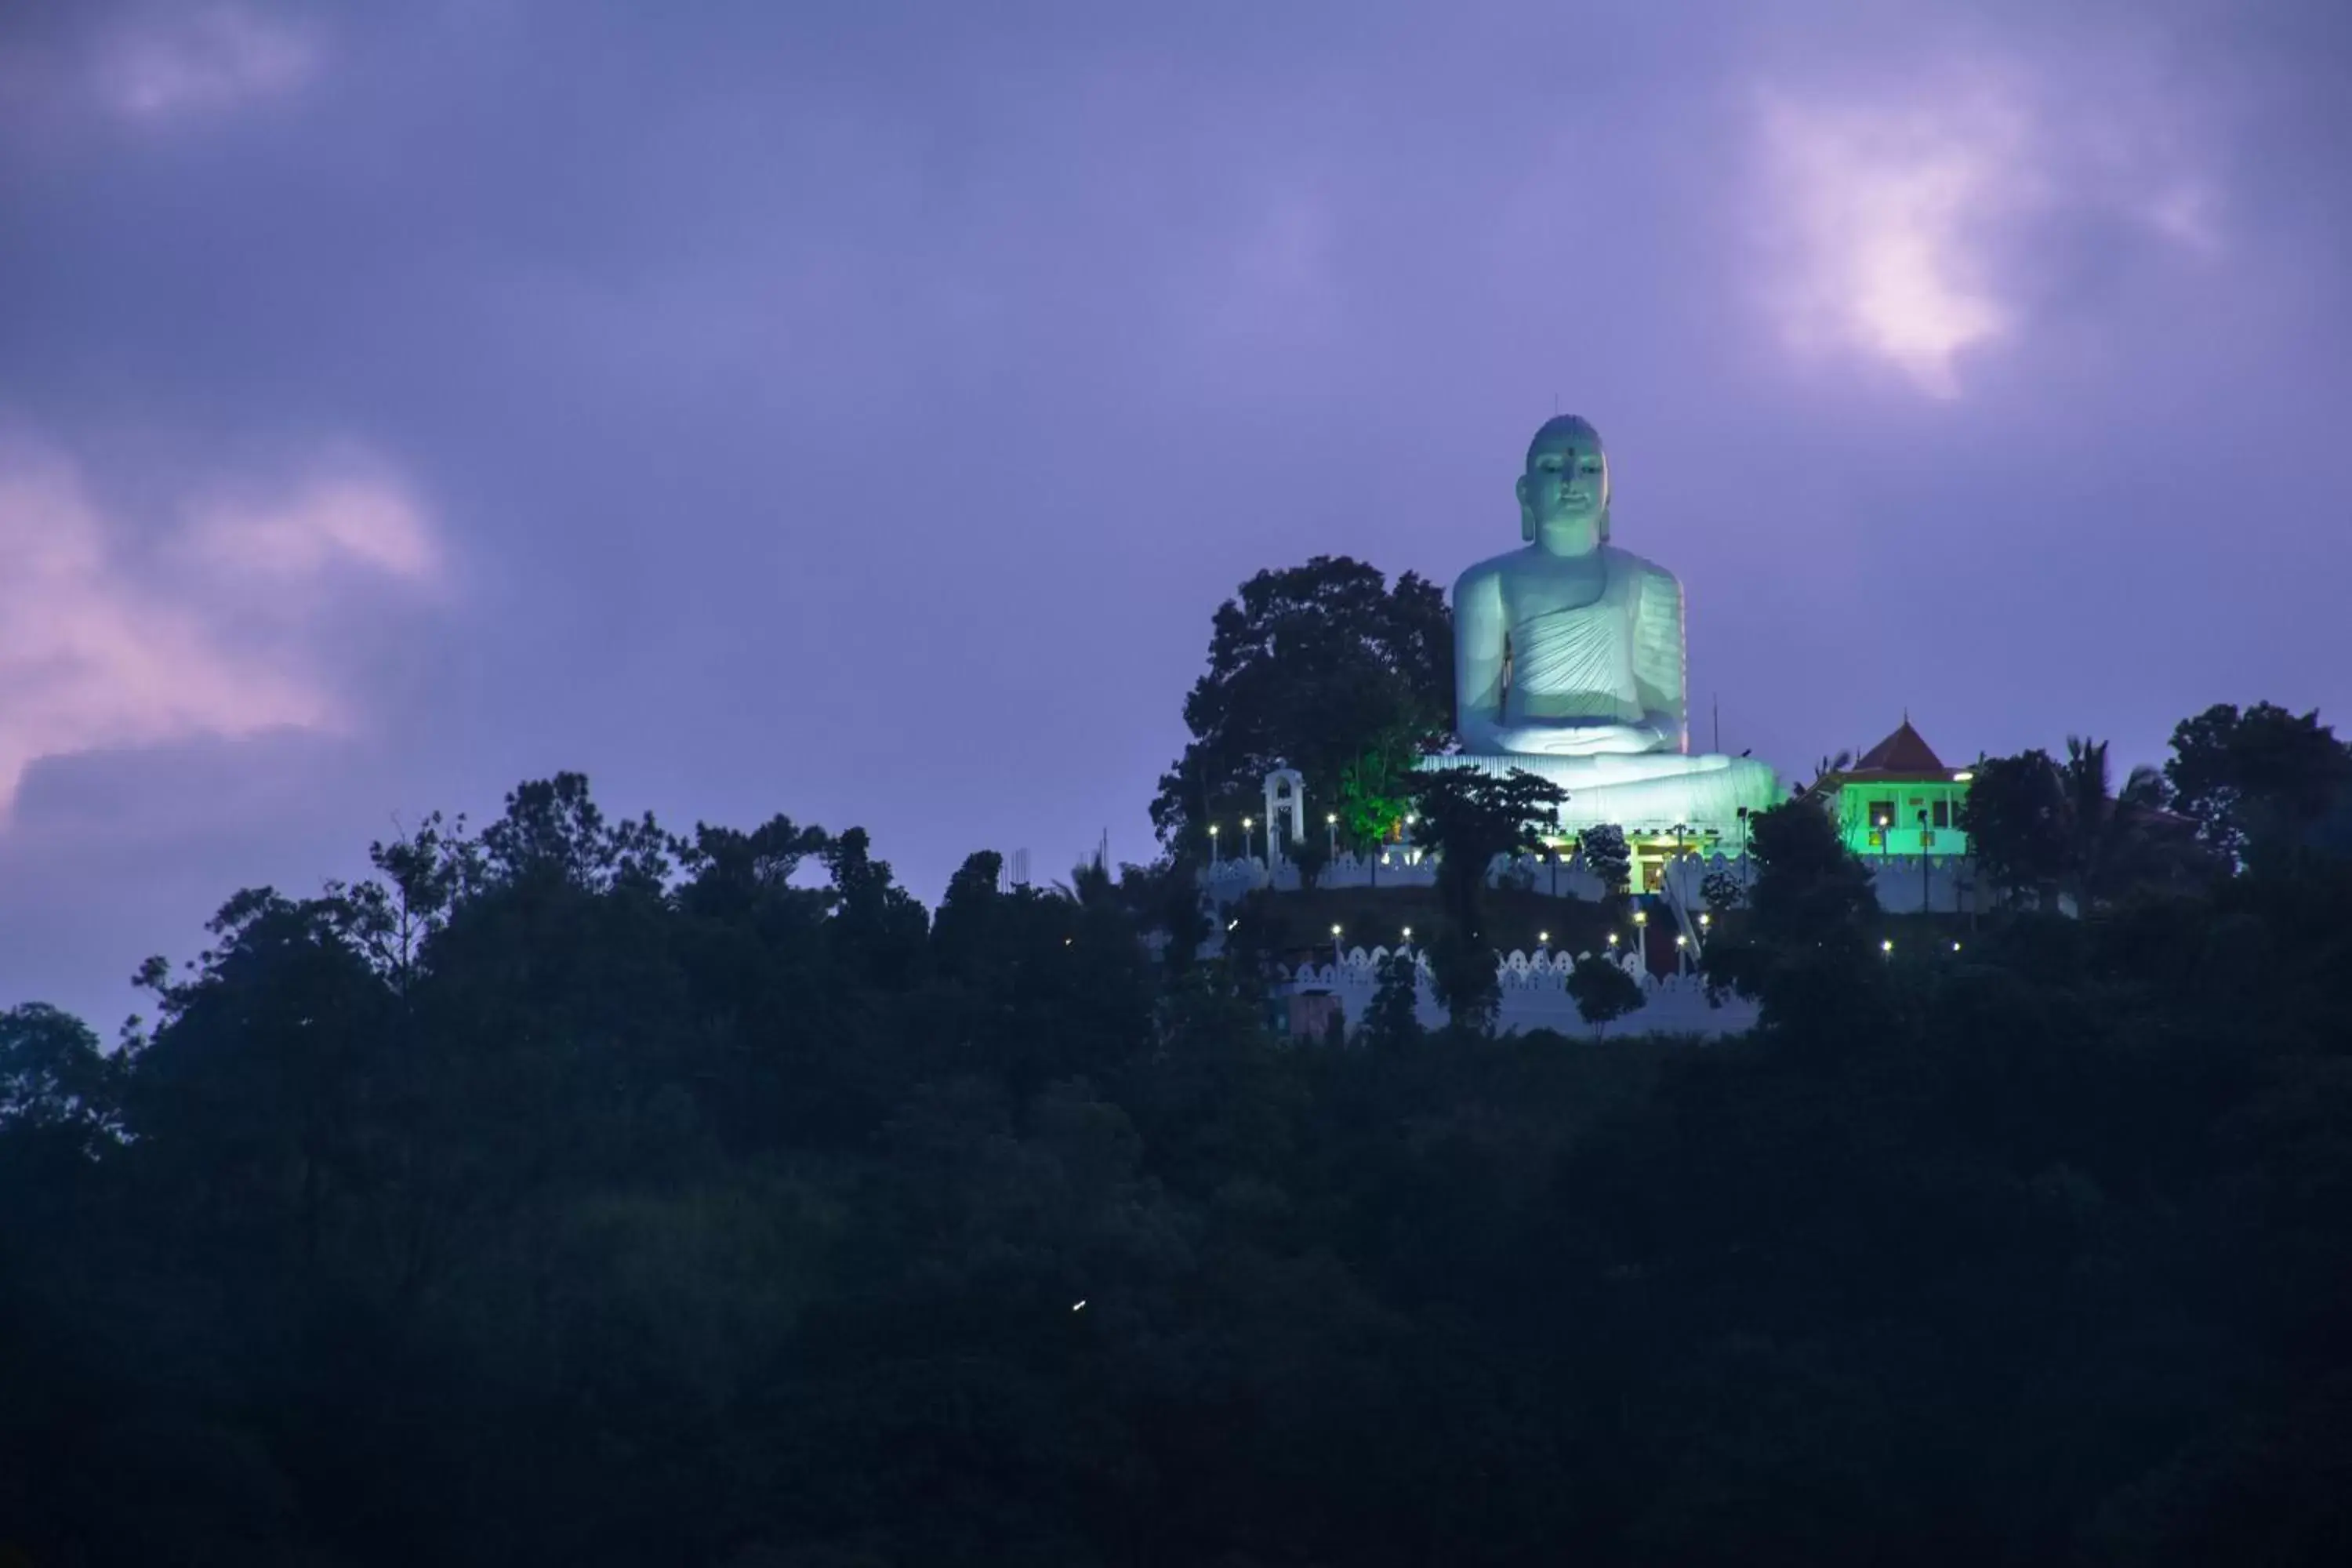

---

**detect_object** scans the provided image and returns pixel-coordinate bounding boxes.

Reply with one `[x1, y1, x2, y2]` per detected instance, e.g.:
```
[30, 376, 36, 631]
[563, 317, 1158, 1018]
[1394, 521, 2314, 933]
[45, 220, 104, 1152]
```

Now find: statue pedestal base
[1417, 751, 1782, 837]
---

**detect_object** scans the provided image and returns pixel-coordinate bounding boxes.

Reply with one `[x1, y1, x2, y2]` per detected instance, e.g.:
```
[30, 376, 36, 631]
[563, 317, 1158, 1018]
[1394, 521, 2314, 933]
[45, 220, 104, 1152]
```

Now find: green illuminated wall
[1836, 779, 1972, 859]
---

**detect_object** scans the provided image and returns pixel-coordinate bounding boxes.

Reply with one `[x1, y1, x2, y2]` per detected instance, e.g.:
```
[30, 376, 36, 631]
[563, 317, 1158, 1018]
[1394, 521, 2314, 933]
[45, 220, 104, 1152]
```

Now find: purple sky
[4, 0, 2350, 1030]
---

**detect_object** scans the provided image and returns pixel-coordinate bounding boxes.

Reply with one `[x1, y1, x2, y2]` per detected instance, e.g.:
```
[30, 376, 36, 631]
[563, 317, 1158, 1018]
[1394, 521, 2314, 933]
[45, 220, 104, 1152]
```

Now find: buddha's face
[1517, 423, 1610, 546]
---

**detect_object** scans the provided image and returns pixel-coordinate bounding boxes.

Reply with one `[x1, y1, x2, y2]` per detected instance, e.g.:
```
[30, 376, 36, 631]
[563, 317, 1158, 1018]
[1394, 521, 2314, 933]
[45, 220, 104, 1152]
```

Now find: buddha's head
[1517, 415, 1610, 550]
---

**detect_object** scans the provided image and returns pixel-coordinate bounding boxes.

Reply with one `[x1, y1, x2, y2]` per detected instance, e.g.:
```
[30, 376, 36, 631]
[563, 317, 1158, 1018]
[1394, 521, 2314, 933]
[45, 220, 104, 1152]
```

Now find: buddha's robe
[1435, 550, 1780, 832]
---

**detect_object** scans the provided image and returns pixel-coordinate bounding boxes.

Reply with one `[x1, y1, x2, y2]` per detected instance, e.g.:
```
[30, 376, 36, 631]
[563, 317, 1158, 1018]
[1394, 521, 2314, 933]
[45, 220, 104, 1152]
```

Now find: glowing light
[1330, 924, 1342, 937]
[1607, 932, 1619, 946]
[1881, 938, 1894, 953]
[1538, 931, 1549, 944]
[1634, 910, 1648, 926]
[1073, 1300, 1087, 1312]
[1402, 926, 1413, 940]
[1675, 934, 1687, 948]
[1755, 82, 2026, 397]
[1954, 770, 1974, 782]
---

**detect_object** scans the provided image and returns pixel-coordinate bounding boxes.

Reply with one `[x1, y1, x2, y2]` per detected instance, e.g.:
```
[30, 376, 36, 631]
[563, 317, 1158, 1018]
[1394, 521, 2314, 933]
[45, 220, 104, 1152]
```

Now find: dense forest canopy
[7, 565, 2352, 1562]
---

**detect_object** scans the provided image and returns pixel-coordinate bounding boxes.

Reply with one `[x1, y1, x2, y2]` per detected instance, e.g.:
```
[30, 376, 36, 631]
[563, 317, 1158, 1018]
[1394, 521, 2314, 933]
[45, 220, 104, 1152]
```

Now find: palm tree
[2056, 735, 2169, 909]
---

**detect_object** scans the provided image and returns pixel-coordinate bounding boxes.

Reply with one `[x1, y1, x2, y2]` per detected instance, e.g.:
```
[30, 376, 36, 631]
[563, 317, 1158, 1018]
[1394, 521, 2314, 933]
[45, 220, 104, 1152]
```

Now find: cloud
[91, 3, 317, 124]
[1755, 73, 2038, 398]
[1752, 56, 2222, 397]
[0, 433, 440, 825]
[180, 450, 443, 587]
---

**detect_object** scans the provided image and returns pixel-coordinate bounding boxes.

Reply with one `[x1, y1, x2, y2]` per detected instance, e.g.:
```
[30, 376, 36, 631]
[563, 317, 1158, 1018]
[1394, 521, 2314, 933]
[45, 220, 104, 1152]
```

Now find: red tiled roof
[1853, 719, 1947, 775]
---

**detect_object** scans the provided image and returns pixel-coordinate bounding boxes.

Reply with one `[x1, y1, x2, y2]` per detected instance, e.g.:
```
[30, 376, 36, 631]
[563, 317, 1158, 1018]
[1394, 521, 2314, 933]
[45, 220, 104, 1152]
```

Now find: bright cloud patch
[0, 435, 439, 824]
[1755, 64, 2219, 398]
[182, 452, 443, 586]
[1756, 78, 2036, 398]
[93, 4, 318, 123]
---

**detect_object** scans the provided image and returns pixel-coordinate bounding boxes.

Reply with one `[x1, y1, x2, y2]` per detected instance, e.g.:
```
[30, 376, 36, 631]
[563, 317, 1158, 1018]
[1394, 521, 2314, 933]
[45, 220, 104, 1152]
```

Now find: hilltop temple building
[1806, 718, 1976, 862]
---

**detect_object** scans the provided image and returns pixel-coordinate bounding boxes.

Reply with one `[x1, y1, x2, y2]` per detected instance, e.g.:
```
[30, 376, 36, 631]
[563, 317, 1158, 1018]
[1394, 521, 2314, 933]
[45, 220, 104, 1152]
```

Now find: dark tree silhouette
[1152, 556, 1452, 850]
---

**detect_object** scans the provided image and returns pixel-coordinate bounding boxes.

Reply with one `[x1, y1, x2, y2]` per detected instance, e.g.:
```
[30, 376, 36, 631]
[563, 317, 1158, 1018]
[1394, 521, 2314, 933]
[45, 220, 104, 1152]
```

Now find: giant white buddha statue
[1425, 416, 1781, 833]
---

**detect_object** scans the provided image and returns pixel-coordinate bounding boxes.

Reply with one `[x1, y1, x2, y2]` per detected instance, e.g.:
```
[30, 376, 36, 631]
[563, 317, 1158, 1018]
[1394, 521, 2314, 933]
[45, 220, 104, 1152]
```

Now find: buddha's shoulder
[1606, 546, 1682, 591]
[1451, 547, 1532, 598]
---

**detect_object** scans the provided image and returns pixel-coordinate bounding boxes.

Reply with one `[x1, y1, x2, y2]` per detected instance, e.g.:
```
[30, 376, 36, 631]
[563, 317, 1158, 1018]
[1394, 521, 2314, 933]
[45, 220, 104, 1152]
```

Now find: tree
[1152, 557, 1452, 850]
[822, 826, 930, 988]
[2056, 735, 2173, 906]
[0, 1004, 121, 1155]
[1564, 953, 1642, 1040]
[1332, 724, 1424, 853]
[2165, 702, 2350, 867]
[1960, 749, 2071, 906]
[1361, 949, 1423, 1050]
[1743, 797, 1878, 951]
[1580, 823, 1632, 904]
[1410, 767, 1569, 1029]
[1964, 739, 2172, 909]
[1704, 797, 1881, 1036]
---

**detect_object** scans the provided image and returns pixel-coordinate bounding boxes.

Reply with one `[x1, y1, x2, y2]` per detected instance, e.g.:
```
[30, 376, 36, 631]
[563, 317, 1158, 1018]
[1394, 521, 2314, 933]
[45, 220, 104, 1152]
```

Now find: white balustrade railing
[1203, 848, 1981, 915]
[1272, 945, 1757, 1040]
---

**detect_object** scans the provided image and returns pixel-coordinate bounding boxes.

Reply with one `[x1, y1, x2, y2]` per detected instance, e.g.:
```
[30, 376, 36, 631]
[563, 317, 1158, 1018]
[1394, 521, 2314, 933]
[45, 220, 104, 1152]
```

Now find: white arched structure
[1263, 768, 1307, 857]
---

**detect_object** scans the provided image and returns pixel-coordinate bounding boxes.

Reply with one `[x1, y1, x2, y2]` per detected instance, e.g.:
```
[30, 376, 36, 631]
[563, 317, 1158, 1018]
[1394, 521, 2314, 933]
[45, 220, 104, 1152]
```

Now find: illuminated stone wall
[1274, 946, 1759, 1040]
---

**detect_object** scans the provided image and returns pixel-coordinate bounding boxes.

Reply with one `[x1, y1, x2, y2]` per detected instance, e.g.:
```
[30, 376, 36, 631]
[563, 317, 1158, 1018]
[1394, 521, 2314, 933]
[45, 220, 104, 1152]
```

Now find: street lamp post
[1873, 809, 1890, 906]
[1208, 823, 1220, 866]
[1326, 811, 1338, 859]
[1242, 815, 1255, 864]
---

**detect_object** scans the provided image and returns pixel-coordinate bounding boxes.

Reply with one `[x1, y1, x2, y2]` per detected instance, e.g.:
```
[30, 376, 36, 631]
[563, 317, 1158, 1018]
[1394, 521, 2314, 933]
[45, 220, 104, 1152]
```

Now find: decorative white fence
[1205, 848, 1984, 916]
[1276, 946, 1759, 1040]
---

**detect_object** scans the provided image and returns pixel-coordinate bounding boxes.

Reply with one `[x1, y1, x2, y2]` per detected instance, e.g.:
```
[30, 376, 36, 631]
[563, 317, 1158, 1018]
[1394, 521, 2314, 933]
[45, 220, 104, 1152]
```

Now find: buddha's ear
[1515, 474, 1534, 542]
